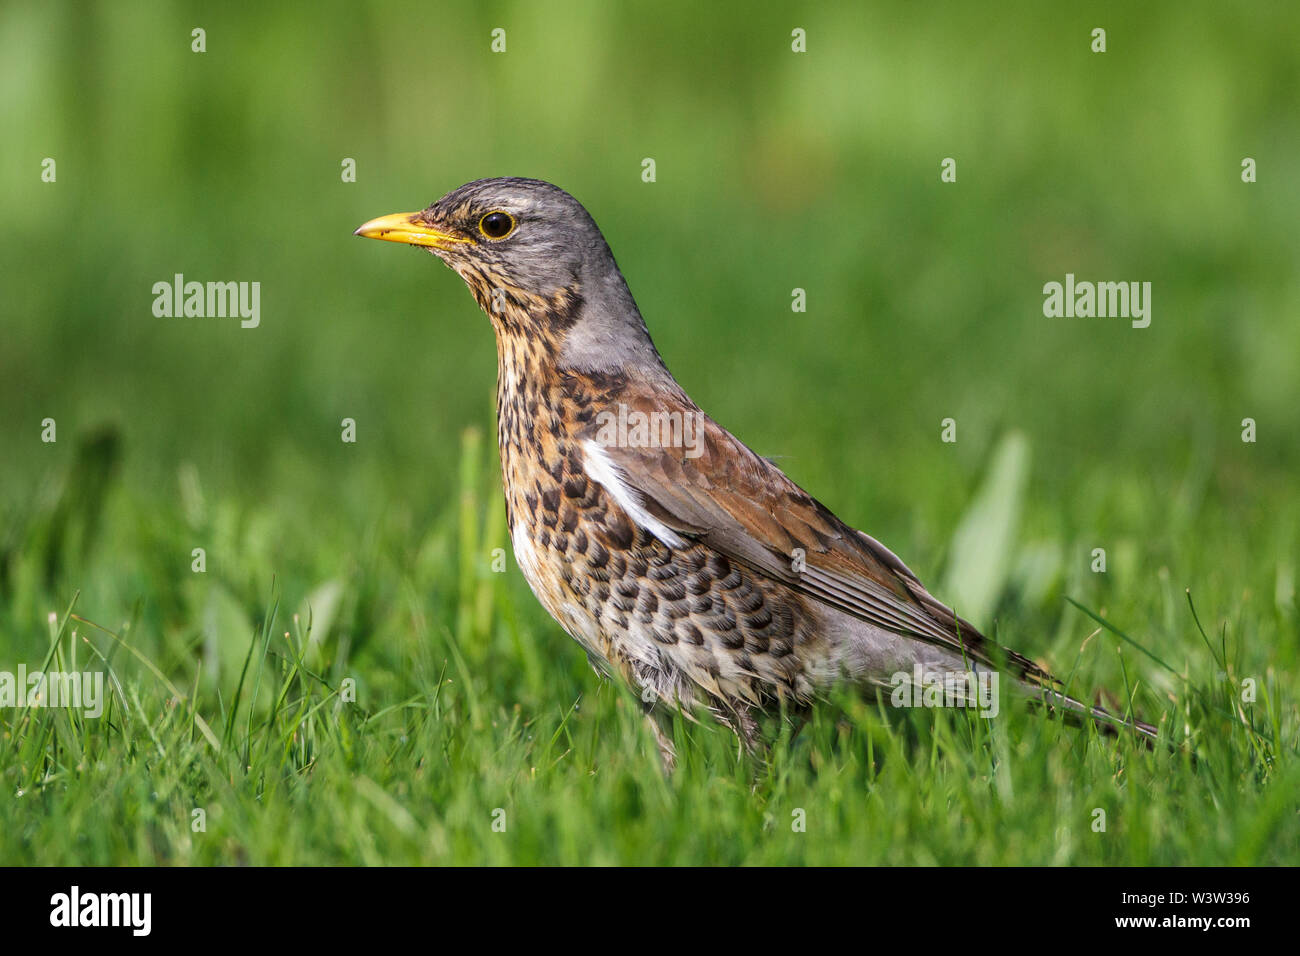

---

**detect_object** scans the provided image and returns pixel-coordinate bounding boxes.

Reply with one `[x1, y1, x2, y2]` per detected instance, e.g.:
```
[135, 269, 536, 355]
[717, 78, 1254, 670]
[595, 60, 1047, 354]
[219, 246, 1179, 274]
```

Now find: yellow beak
[354, 212, 473, 249]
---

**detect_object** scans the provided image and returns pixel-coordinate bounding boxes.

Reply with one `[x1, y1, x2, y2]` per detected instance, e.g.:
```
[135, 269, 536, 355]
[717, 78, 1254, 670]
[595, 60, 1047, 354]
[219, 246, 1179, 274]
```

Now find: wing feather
[581, 388, 1053, 684]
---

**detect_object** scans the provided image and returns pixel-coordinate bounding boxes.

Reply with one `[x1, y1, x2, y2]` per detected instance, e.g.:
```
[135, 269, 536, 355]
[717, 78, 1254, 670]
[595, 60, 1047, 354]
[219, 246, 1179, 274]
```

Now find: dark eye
[478, 211, 515, 240]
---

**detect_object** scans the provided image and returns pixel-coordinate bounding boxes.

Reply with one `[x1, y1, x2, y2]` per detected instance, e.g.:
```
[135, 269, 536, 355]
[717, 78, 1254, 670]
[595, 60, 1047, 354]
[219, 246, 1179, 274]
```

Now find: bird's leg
[783, 707, 812, 748]
[641, 701, 677, 775]
[734, 704, 765, 757]
[738, 703, 812, 785]
[712, 701, 771, 769]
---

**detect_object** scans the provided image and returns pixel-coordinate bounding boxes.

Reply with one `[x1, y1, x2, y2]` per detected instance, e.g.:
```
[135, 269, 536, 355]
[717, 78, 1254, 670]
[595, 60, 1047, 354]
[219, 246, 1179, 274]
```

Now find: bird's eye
[478, 211, 516, 240]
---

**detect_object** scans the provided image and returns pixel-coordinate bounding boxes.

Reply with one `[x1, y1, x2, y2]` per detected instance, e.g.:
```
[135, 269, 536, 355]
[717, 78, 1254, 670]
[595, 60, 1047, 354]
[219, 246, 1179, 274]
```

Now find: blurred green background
[0, 0, 1297, 864]
[4, 0, 1298, 691]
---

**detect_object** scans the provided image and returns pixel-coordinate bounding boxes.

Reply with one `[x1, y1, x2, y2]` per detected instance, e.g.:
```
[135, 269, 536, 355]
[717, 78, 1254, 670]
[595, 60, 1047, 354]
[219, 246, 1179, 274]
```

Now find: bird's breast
[491, 345, 829, 709]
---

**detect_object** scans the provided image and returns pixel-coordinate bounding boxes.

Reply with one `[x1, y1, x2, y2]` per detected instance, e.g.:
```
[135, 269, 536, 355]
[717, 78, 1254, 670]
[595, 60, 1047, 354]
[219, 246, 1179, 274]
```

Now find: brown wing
[581, 387, 1054, 685]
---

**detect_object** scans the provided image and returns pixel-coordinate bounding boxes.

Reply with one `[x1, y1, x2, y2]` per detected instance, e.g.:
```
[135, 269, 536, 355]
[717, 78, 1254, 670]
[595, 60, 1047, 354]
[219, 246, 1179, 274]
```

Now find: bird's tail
[1027, 684, 1159, 744]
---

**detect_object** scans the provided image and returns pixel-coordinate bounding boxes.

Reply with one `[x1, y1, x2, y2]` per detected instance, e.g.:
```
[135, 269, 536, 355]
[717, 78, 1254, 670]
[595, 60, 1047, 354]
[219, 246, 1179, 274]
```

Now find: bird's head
[356, 177, 667, 377]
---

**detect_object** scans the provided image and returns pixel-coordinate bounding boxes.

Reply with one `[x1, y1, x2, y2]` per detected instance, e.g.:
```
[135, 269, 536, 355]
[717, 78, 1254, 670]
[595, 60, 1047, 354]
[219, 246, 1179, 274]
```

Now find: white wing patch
[581, 440, 688, 549]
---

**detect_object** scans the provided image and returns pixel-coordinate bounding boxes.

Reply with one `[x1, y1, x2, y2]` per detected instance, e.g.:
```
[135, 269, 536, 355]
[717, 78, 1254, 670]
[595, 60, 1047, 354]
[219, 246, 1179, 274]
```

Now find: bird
[356, 177, 1158, 767]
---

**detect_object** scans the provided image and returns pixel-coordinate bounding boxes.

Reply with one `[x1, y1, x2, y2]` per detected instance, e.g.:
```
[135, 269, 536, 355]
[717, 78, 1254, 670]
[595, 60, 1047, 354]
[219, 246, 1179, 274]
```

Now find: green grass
[2, 427, 1296, 865]
[2, 0, 1298, 865]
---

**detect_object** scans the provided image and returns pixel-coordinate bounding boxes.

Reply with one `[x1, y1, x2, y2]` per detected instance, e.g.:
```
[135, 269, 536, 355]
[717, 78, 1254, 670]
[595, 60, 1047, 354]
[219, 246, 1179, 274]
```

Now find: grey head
[356, 177, 669, 378]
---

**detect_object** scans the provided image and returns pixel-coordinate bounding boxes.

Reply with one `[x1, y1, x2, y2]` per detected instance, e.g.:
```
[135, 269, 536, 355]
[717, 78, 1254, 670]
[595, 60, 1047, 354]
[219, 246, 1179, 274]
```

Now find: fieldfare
[357, 178, 1157, 766]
